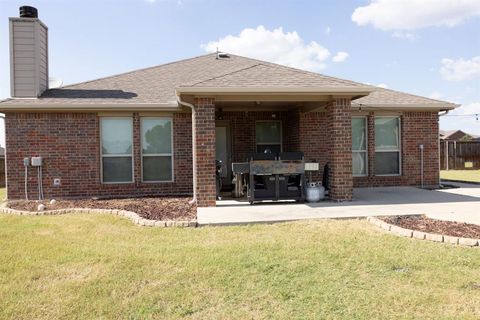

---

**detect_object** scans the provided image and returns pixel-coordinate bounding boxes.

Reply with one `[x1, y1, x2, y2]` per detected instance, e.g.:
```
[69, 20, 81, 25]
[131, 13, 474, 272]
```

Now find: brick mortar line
[0, 206, 197, 228]
[367, 216, 479, 247]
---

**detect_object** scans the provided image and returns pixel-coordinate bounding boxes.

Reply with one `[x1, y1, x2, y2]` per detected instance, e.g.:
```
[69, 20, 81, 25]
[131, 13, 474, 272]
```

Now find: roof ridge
[262, 60, 365, 86]
[57, 53, 218, 90]
[186, 63, 262, 87]
[223, 53, 366, 87]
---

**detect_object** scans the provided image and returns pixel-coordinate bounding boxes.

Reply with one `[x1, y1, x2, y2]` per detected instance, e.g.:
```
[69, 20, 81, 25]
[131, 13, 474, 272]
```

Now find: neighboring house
[0, 9, 459, 206]
[440, 130, 479, 141]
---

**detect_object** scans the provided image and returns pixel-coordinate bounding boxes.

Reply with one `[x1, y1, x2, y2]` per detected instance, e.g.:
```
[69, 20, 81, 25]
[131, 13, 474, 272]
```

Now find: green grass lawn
[0, 215, 479, 319]
[441, 170, 480, 183]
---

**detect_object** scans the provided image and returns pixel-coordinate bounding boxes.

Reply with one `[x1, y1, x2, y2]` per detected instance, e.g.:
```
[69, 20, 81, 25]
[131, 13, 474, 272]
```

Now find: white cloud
[332, 51, 349, 63]
[324, 26, 331, 36]
[440, 56, 480, 81]
[352, 0, 480, 31]
[451, 102, 480, 115]
[202, 26, 331, 71]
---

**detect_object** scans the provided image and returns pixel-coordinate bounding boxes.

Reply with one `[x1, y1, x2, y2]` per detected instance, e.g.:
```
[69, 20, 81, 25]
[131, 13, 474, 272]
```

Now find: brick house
[439, 130, 479, 142]
[0, 11, 459, 207]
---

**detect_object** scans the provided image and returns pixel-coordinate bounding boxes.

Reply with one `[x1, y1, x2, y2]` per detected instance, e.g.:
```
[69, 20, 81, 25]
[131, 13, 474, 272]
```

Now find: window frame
[100, 116, 134, 184]
[255, 120, 283, 153]
[374, 116, 402, 176]
[140, 116, 174, 183]
[352, 116, 368, 177]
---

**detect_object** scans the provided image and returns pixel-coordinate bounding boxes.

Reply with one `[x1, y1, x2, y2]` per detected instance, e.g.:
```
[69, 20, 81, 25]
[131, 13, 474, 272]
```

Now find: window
[141, 118, 173, 182]
[352, 117, 367, 176]
[255, 121, 282, 154]
[101, 118, 133, 183]
[375, 117, 401, 175]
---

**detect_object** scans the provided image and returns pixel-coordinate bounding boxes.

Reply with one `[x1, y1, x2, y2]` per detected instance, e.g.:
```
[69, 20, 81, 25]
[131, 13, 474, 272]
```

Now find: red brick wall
[298, 111, 330, 182]
[353, 111, 440, 187]
[219, 110, 299, 162]
[297, 109, 440, 190]
[4, 109, 440, 201]
[285, 109, 301, 152]
[5, 112, 193, 200]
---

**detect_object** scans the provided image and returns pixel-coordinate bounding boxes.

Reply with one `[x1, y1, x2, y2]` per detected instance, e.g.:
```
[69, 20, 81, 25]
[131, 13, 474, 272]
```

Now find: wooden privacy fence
[440, 141, 480, 170]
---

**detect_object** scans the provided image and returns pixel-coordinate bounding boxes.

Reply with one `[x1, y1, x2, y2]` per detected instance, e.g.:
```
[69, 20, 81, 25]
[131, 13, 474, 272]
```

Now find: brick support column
[133, 113, 142, 185]
[327, 98, 353, 200]
[367, 112, 375, 179]
[194, 98, 216, 207]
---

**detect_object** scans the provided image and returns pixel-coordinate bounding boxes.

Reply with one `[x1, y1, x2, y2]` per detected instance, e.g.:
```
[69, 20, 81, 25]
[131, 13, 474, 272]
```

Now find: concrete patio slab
[426, 182, 480, 226]
[197, 182, 480, 226]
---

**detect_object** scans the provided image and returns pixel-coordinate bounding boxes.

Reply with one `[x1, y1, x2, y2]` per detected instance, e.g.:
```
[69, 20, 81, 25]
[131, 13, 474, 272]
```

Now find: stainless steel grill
[232, 152, 305, 204]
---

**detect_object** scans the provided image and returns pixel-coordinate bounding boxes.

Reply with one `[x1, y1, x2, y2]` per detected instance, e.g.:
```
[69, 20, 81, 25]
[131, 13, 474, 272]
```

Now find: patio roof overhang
[351, 102, 460, 111]
[176, 86, 373, 102]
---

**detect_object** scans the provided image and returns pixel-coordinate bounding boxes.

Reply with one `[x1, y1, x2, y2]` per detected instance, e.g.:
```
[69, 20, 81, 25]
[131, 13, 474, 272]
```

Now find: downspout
[420, 144, 424, 188]
[175, 94, 197, 205]
[438, 110, 450, 185]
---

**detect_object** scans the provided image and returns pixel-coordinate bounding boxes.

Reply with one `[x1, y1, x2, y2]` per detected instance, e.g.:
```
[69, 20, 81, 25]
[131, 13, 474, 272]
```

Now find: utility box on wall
[31, 157, 42, 166]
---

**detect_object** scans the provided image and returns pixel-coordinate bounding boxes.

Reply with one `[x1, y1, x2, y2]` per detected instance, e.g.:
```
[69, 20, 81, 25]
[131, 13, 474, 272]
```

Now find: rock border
[0, 205, 197, 228]
[367, 216, 479, 247]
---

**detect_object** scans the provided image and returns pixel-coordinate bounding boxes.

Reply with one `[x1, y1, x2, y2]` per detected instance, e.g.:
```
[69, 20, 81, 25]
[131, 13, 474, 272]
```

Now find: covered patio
[214, 102, 325, 204]
[179, 88, 371, 207]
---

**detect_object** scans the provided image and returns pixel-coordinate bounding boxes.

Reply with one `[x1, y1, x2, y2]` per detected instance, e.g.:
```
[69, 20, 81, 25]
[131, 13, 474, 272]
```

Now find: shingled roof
[0, 53, 458, 110]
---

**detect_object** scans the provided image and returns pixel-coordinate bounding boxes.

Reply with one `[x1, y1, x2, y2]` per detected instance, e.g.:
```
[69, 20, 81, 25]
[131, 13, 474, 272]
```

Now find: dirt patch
[8, 197, 196, 221]
[381, 215, 480, 239]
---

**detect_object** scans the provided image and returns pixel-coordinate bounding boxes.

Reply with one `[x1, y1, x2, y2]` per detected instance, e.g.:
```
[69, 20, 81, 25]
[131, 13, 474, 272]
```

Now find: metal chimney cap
[19, 6, 38, 18]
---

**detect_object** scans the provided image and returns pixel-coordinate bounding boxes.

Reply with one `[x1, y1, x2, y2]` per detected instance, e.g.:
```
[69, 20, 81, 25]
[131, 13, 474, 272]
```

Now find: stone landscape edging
[0, 205, 197, 228]
[367, 216, 479, 247]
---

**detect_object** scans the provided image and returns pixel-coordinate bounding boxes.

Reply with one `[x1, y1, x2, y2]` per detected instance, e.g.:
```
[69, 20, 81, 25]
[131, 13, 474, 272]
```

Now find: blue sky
[0, 0, 479, 147]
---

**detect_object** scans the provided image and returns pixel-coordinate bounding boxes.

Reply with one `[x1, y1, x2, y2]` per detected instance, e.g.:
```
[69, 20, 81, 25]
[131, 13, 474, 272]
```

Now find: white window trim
[374, 116, 402, 176]
[255, 120, 283, 152]
[140, 117, 174, 183]
[100, 117, 134, 184]
[352, 116, 368, 177]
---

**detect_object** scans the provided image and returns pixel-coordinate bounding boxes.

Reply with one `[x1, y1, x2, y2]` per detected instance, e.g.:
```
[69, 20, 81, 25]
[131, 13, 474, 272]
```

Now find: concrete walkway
[197, 182, 480, 226]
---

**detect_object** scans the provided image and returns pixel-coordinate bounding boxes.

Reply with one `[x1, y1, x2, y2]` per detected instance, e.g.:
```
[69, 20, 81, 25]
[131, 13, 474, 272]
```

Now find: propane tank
[305, 182, 325, 202]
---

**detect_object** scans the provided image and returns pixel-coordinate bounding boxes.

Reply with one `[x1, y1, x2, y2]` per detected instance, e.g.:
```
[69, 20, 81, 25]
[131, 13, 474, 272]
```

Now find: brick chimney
[9, 6, 48, 98]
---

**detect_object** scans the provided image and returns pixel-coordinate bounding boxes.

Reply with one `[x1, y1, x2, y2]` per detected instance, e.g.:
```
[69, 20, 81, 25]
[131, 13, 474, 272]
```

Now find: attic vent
[216, 52, 230, 59]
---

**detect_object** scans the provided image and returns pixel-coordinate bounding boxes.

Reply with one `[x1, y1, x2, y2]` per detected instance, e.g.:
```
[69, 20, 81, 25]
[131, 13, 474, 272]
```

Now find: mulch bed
[381, 215, 480, 239]
[7, 197, 196, 221]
